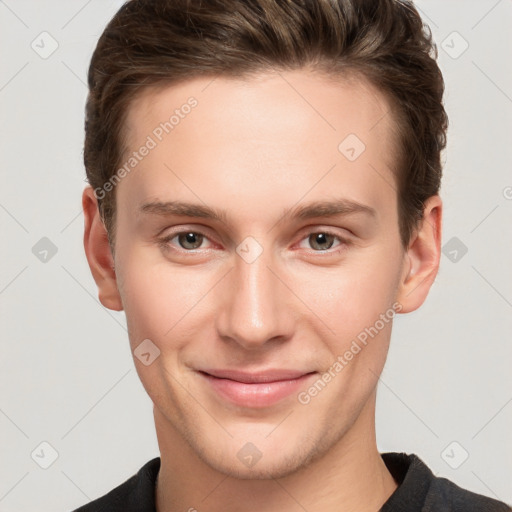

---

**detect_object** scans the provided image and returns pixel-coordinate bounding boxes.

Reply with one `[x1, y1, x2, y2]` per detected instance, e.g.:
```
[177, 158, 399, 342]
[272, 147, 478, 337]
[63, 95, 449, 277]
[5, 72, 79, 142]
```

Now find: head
[83, 0, 447, 479]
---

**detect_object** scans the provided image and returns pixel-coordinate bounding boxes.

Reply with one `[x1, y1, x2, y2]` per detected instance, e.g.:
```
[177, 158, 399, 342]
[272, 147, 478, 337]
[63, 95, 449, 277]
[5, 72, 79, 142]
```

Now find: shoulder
[381, 452, 511, 512]
[425, 474, 511, 512]
[71, 457, 160, 512]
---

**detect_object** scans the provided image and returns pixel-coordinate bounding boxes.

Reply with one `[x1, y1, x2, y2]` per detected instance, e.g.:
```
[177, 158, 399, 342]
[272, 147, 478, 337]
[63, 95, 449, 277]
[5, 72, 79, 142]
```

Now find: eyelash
[156, 228, 351, 255]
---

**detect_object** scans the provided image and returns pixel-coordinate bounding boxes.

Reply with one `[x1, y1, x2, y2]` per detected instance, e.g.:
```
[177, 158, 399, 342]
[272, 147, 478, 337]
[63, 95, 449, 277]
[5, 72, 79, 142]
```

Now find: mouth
[196, 369, 318, 408]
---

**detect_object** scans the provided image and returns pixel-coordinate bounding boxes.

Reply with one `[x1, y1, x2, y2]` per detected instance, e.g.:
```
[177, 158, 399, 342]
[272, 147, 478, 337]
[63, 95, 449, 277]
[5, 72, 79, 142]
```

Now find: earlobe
[396, 195, 443, 313]
[82, 186, 124, 311]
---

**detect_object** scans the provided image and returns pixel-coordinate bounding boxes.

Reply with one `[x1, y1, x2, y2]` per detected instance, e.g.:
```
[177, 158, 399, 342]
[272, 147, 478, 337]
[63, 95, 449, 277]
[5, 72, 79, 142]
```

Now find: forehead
[118, 69, 399, 225]
[123, 68, 396, 158]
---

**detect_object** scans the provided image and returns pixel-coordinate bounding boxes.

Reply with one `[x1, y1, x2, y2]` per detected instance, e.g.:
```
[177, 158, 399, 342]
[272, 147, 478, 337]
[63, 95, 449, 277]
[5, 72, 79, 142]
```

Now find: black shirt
[72, 452, 511, 511]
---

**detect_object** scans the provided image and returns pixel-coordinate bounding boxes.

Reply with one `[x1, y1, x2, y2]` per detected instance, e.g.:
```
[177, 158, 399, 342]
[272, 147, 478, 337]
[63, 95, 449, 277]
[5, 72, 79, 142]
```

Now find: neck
[155, 393, 397, 512]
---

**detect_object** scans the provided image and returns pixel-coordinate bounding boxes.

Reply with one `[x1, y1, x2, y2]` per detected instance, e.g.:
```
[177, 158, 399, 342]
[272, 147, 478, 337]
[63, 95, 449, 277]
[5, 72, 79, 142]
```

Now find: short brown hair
[84, 0, 448, 250]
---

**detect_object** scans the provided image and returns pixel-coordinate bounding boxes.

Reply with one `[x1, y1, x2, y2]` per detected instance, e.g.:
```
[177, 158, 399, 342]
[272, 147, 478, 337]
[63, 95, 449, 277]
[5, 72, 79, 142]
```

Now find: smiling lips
[197, 368, 317, 407]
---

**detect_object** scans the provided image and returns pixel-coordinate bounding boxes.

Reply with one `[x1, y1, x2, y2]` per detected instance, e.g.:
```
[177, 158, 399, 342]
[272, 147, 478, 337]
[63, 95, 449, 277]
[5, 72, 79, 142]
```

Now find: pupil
[311, 233, 333, 250]
[180, 232, 202, 249]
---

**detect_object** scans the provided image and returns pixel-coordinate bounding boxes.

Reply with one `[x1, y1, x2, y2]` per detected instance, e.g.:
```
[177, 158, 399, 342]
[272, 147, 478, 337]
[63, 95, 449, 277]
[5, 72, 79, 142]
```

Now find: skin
[83, 68, 442, 512]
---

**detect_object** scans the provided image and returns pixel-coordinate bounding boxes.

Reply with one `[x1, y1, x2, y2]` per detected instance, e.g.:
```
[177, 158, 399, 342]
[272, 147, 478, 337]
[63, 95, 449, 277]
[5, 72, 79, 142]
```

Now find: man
[76, 0, 511, 510]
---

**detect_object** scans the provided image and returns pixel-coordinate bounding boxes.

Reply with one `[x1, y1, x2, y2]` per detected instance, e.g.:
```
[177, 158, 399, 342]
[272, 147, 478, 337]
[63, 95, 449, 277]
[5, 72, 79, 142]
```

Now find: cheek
[116, 247, 197, 345]
[117, 246, 230, 359]
[292, 244, 403, 343]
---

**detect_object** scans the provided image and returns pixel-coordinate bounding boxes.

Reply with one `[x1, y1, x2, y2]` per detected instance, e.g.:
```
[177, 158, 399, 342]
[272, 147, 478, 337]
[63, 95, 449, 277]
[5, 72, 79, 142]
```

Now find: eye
[299, 231, 345, 251]
[157, 229, 349, 254]
[158, 231, 212, 251]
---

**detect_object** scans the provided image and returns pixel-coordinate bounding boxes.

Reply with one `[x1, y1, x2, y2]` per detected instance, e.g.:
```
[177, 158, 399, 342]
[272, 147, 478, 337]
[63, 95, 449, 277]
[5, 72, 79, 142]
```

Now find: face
[86, 69, 434, 479]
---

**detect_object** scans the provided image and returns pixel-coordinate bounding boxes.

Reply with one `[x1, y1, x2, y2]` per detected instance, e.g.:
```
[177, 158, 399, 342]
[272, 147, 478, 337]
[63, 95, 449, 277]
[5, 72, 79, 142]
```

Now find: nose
[215, 246, 295, 350]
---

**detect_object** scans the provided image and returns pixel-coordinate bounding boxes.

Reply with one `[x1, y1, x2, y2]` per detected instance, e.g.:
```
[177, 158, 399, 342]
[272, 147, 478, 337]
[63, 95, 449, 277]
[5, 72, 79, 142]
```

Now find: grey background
[0, 1, 511, 510]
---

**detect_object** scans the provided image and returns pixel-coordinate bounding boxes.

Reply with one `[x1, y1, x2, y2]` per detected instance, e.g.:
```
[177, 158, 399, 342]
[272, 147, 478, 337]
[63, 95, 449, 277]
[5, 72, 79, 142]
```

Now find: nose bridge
[216, 246, 291, 348]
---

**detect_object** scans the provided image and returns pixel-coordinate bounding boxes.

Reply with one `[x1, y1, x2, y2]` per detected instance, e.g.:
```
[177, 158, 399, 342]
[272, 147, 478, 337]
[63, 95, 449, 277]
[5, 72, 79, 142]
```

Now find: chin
[203, 450, 308, 481]
[190, 426, 330, 481]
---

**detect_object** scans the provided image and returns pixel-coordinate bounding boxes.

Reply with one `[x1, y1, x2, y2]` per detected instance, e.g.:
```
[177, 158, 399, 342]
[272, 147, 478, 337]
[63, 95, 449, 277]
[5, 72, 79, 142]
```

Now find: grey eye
[308, 233, 336, 251]
[178, 232, 204, 250]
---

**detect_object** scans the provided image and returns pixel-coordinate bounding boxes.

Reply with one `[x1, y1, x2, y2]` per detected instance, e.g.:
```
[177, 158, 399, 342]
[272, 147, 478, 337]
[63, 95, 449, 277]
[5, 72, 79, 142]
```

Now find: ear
[82, 186, 123, 311]
[396, 195, 442, 313]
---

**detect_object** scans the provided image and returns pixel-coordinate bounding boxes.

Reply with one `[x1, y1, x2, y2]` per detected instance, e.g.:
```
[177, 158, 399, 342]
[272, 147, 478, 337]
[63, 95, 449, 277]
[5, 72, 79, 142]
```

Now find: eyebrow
[139, 198, 376, 223]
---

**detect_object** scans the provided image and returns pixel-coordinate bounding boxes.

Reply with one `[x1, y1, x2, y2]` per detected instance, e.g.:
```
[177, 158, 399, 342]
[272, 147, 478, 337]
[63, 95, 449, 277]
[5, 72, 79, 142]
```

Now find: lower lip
[198, 372, 317, 408]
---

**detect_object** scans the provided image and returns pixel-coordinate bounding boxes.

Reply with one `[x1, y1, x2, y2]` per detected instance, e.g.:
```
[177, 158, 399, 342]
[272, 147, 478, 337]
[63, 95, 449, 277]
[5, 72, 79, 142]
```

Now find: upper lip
[198, 369, 315, 383]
